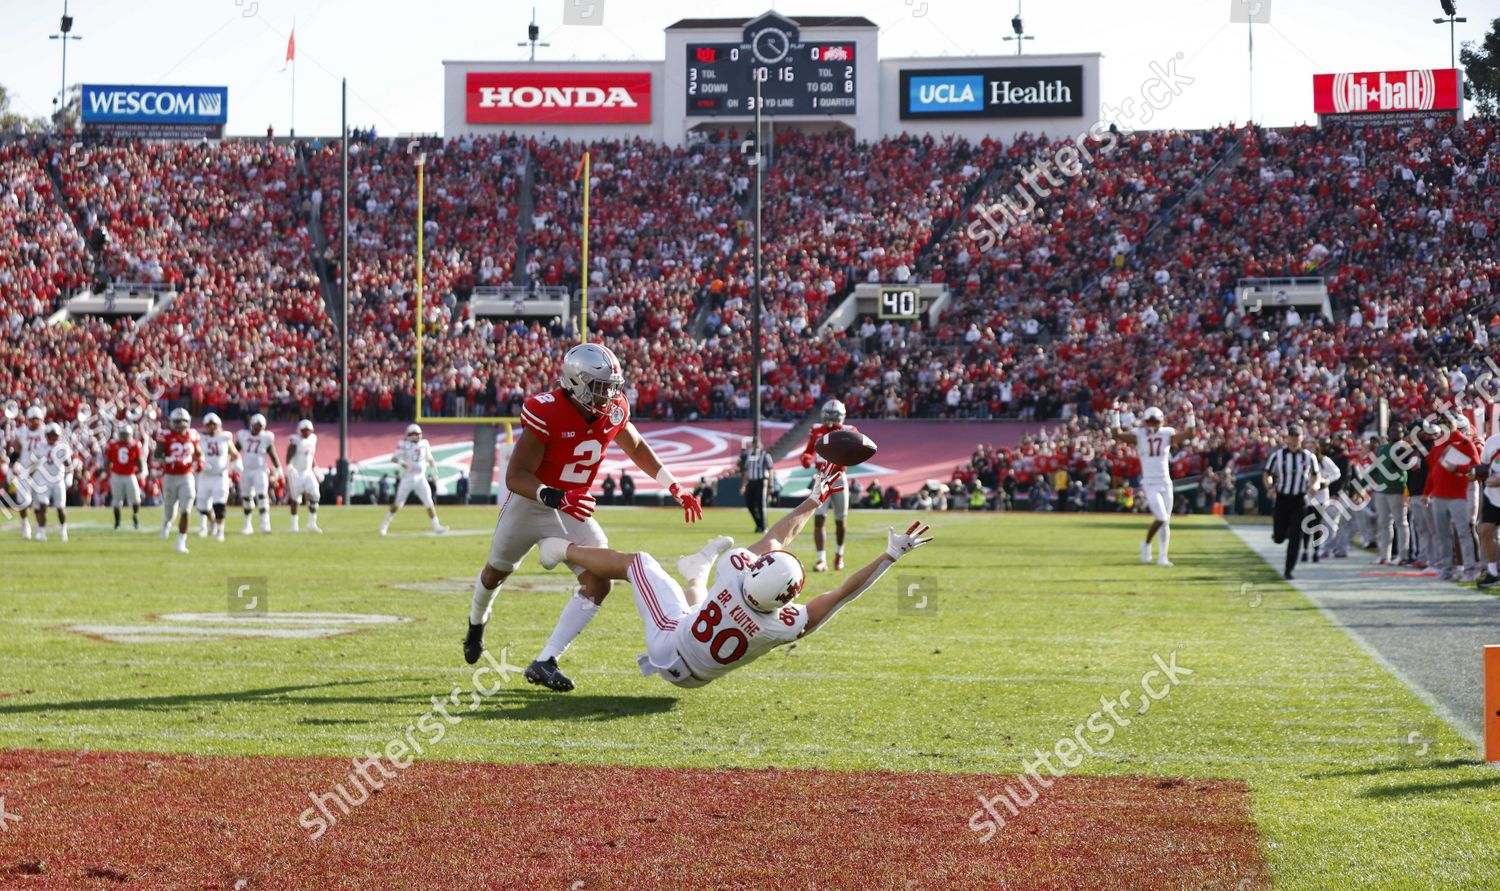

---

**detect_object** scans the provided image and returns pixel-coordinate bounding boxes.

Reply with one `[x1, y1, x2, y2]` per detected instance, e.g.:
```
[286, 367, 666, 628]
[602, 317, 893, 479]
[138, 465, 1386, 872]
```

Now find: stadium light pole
[518, 7, 550, 61]
[47, 0, 81, 128]
[1001, 2, 1033, 55]
[1433, 1, 1466, 68]
[751, 67, 763, 449]
[337, 78, 350, 505]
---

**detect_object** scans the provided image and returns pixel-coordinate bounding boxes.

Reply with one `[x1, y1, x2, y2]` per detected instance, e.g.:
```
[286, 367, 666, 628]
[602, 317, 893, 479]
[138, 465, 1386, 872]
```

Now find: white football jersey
[1135, 426, 1175, 485]
[41, 441, 75, 484]
[674, 547, 808, 682]
[15, 426, 49, 468]
[395, 438, 432, 478]
[288, 433, 318, 472]
[201, 431, 234, 475]
[237, 429, 276, 471]
[1481, 434, 1500, 507]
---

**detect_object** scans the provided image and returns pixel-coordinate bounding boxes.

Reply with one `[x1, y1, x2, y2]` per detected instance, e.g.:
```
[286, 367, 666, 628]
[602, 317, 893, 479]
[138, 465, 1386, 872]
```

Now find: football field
[0, 507, 1496, 888]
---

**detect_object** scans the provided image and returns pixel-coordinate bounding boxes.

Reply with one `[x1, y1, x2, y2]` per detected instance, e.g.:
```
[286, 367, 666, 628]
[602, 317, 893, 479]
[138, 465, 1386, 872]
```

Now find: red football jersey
[519, 388, 630, 490]
[803, 422, 859, 472]
[158, 429, 201, 475]
[108, 441, 143, 476]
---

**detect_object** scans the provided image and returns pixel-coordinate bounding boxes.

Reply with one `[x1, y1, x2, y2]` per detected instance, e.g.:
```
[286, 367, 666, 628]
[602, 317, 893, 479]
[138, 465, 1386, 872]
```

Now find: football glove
[539, 486, 597, 522]
[812, 464, 846, 504]
[668, 482, 703, 524]
[800, 451, 814, 469]
[884, 521, 933, 561]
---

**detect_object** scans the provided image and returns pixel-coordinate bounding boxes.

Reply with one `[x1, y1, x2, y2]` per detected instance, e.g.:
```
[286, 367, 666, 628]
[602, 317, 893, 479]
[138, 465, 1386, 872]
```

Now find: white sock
[470, 576, 499, 626]
[177, 532, 187, 546]
[291, 515, 300, 531]
[836, 545, 844, 556]
[1159, 526, 1170, 560]
[817, 549, 827, 563]
[1490, 563, 1497, 575]
[430, 516, 442, 529]
[381, 514, 393, 531]
[538, 590, 600, 662]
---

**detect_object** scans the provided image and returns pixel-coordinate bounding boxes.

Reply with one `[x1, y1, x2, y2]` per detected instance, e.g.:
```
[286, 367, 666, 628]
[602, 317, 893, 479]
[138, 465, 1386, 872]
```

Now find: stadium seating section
[2, 122, 1496, 473]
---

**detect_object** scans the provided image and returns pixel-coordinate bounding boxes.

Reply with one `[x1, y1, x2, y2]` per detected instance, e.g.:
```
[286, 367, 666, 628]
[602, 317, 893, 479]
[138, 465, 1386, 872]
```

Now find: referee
[739, 436, 773, 533]
[1263, 424, 1320, 580]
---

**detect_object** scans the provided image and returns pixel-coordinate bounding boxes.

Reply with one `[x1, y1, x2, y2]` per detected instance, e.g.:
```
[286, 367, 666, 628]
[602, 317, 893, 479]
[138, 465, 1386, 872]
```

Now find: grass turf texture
[0, 507, 1497, 888]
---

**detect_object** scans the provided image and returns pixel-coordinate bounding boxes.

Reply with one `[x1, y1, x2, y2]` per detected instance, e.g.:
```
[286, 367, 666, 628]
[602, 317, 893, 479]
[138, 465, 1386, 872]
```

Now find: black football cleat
[524, 657, 575, 692]
[1477, 572, 1500, 590]
[463, 622, 485, 665]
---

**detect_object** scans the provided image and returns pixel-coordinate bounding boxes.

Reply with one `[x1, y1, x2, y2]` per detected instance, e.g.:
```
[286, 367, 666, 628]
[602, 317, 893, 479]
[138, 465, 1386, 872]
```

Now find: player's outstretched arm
[616, 423, 702, 523]
[749, 465, 845, 556]
[800, 522, 931, 636]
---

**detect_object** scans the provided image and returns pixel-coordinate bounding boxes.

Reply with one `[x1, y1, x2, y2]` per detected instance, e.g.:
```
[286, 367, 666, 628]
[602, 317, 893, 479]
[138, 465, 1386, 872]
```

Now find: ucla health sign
[82, 85, 228, 138]
[900, 66, 1083, 120]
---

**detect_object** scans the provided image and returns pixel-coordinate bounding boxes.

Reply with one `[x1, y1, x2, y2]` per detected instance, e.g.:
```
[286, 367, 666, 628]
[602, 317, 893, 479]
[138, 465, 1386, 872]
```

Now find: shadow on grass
[0, 679, 407, 715]
[1361, 773, 1500, 798]
[1304, 758, 1483, 780]
[477, 687, 677, 722]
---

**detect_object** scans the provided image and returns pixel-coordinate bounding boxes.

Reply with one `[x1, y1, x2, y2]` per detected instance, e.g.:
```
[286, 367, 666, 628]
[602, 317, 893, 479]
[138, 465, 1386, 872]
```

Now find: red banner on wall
[466, 72, 652, 124]
[1312, 68, 1460, 115]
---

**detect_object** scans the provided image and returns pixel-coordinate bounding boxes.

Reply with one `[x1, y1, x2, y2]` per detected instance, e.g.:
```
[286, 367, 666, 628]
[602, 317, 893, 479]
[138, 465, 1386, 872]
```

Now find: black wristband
[537, 486, 564, 509]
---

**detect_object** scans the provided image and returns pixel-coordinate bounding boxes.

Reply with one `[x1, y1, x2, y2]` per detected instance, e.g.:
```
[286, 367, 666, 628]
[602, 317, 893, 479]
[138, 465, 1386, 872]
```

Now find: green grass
[1, 506, 1497, 888]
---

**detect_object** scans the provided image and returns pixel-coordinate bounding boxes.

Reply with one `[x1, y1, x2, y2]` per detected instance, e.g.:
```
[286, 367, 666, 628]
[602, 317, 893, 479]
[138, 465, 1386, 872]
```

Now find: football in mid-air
[816, 429, 878, 467]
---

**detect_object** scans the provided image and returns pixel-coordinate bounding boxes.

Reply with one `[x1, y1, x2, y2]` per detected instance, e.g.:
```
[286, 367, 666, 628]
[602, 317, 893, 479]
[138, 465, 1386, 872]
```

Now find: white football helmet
[298, 419, 314, 434]
[43, 422, 62, 438]
[203, 412, 222, 430]
[25, 405, 44, 428]
[822, 399, 847, 426]
[742, 550, 806, 613]
[406, 423, 422, 440]
[560, 343, 624, 416]
[1142, 406, 1165, 426]
[169, 407, 191, 431]
[249, 413, 267, 432]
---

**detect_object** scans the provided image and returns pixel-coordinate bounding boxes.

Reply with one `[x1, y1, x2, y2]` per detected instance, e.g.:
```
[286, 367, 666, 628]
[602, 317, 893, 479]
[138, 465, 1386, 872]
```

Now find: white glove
[884, 521, 933, 561]
[812, 463, 846, 504]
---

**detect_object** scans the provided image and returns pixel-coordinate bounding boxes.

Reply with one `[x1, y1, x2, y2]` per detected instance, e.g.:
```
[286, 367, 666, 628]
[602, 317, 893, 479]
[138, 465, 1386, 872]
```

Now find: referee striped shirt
[1265, 447, 1317, 496]
[741, 448, 773, 482]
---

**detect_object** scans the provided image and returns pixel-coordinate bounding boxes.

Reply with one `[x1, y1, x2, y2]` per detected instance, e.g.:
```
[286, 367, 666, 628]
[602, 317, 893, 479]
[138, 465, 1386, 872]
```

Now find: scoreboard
[685, 18, 857, 116]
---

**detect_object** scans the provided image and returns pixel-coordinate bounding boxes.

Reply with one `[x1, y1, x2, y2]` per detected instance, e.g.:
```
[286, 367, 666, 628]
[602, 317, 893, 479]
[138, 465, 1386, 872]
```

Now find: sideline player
[465, 343, 703, 692]
[1111, 404, 1194, 566]
[380, 424, 448, 535]
[286, 419, 322, 533]
[195, 413, 239, 542]
[105, 424, 146, 530]
[237, 413, 281, 534]
[801, 398, 855, 570]
[156, 407, 201, 555]
[32, 423, 78, 542]
[534, 470, 932, 689]
[9, 405, 47, 540]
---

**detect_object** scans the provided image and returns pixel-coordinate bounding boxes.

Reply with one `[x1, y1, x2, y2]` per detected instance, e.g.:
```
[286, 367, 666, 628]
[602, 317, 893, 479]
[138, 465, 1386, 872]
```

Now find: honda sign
[466, 72, 652, 124]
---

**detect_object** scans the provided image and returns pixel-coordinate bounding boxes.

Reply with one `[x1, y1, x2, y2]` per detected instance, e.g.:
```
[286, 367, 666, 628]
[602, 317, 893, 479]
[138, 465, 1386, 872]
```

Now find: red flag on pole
[574, 151, 586, 181]
[281, 27, 296, 71]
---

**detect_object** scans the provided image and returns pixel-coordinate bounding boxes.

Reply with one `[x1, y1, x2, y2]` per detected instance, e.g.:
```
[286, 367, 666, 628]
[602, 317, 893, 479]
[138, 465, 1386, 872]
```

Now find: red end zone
[0, 749, 1267, 889]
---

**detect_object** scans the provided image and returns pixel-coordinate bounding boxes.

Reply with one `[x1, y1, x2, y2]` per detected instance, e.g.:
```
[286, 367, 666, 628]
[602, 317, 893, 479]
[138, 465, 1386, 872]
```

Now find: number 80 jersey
[519, 388, 630, 490]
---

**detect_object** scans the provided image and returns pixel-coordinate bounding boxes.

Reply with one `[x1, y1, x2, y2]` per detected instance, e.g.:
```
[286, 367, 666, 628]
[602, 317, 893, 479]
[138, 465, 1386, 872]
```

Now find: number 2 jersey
[673, 547, 809, 683]
[519, 388, 630, 490]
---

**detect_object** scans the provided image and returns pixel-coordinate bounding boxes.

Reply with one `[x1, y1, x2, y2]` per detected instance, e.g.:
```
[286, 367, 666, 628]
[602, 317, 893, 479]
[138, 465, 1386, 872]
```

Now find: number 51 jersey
[519, 388, 630, 490]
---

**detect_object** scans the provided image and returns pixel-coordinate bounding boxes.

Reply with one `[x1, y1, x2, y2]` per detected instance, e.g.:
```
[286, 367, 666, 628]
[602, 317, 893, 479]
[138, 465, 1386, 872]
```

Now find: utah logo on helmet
[742, 551, 807, 612]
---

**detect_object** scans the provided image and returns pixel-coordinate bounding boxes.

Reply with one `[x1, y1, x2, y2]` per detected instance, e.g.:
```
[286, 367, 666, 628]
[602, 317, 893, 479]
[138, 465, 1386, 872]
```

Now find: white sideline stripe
[1227, 524, 1485, 752]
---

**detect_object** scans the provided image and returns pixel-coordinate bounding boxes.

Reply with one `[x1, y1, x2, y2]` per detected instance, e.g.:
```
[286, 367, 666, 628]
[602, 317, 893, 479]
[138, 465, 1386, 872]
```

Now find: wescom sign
[466, 72, 652, 124]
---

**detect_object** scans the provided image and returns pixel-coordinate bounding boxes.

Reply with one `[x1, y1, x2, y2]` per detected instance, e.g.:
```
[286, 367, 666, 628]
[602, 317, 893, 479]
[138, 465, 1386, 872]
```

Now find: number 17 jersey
[519, 388, 630, 490]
